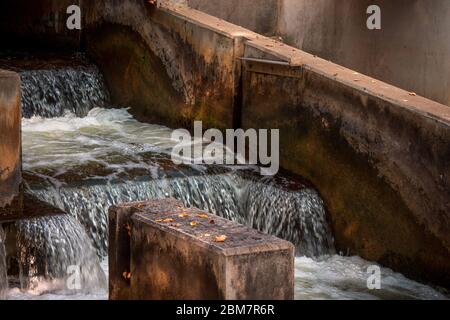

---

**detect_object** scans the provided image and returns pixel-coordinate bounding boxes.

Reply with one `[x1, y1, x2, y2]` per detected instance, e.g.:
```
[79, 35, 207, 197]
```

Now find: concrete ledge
[0, 69, 21, 209]
[109, 199, 294, 300]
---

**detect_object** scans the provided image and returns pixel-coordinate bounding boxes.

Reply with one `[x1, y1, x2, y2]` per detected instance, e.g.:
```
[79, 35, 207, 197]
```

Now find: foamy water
[15, 108, 448, 300]
[295, 256, 447, 300]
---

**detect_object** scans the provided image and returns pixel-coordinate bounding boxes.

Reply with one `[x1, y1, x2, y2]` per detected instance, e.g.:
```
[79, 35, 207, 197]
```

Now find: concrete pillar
[0, 70, 21, 209]
[109, 199, 294, 300]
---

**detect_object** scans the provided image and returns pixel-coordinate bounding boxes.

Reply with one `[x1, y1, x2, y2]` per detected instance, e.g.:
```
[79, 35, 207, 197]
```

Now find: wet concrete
[0, 192, 65, 223]
[109, 198, 294, 300]
[0, 70, 21, 209]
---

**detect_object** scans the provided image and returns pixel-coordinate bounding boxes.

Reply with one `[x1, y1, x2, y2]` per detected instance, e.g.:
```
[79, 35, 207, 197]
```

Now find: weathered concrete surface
[109, 199, 294, 300]
[0, 0, 82, 50]
[188, 0, 450, 106]
[0, 70, 21, 209]
[241, 39, 450, 286]
[82, 1, 255, 130]
[188, 0, 279, 36]
[276, 0, 450, 106]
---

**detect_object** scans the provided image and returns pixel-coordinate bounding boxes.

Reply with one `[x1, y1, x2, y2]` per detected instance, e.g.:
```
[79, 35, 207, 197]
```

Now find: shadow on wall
[190, 0, 450, 106]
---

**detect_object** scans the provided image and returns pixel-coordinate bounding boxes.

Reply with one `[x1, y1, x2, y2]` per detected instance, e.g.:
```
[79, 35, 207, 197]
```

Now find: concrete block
[109, 198, 294, 300]
[0, 69, 21, 209]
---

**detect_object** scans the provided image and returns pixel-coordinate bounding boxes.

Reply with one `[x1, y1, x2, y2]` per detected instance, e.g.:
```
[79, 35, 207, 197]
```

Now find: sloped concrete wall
[0, 70, 21, 208]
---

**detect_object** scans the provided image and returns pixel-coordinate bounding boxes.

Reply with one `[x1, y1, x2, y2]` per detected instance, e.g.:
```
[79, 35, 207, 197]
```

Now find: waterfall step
[109, 198, 295, 300]
[0, 192, 65, 223]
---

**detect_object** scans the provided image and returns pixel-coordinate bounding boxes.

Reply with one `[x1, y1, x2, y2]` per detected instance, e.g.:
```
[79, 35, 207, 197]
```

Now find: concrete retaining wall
[82, 1, 253, 130]
[90, 1, 450, 287]
[0, 70, 21, 209]
[241, 42, 450, 286]
[276, 0, 450, 107]
[189, 0, 450, 107]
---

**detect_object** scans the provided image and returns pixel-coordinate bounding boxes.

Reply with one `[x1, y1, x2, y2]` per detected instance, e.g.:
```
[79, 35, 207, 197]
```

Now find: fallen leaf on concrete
[190, 221, 198, 227]
[215, 235, 227, 242]
[409, 92, 417, 96]
[122, 271, 131, 280]
[162, 218, 174, 223]
[196, 213, 209, 219]
[155, 219, 163, 223]
[178, 213, 189, 218]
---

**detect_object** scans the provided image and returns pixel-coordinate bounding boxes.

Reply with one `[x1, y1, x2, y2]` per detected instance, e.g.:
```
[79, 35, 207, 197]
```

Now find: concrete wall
[241, 41, 450, 286]
[0, 70, 21, 208]
[188, 0, 278, 35]
[277, 0, 450, 106]
[188, 0, 450, 106]
[81, 0, 255, 130]
[0, 0, 82, 50]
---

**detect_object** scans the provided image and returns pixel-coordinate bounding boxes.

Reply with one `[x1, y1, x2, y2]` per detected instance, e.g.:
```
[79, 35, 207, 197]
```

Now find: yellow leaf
[122, 271, 131, 280]
[178, 213, 189, 218]
[196, 213, 209, 219]
[162, 218, 174, 223]
[215, 235, 227, 242]
[190, 221, 198, 227]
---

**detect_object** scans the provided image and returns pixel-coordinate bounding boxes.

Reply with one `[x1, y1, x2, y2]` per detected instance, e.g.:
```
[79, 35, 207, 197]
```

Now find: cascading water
[14, 215, 106, 295]
[240, 178, 334, 256]
[20, 66, 109, 118]
[30, 171, 334, 258]
[3, 56, 446, 300]
[0, 225, 7, 299]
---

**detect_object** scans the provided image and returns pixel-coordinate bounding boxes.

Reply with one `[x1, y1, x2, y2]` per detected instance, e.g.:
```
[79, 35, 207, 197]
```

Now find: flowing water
[0, 226, 7, 299]
[1, 58, 447, 300]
